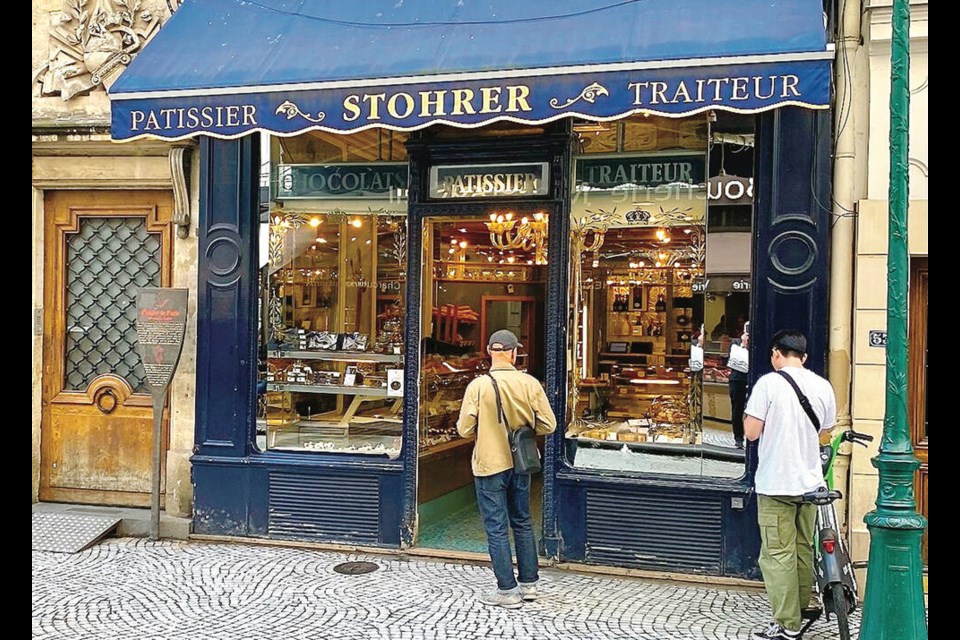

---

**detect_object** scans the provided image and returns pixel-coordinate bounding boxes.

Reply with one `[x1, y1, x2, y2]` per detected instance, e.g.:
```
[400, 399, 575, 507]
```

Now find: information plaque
[135, 287, 188, 540]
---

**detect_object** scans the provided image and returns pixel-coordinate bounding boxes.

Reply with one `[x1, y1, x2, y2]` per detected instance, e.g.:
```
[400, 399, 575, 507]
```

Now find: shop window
[575, 114, 709, 155]
[707, 206, 752, 231]
[276, 129, 408, 164]
[566, 112, 754, 479]
[259, 136, 408, 454]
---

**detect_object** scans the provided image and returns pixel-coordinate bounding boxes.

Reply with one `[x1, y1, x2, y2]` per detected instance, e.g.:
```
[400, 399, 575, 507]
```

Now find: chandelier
[485, 212, 548, 265]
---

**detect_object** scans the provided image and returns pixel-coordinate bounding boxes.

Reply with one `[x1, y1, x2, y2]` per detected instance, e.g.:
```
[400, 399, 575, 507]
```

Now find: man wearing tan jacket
[456, 329, 557, 609]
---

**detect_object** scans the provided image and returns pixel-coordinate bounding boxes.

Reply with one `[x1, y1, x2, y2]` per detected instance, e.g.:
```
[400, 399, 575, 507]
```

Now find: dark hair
[770, 329, 807, 358]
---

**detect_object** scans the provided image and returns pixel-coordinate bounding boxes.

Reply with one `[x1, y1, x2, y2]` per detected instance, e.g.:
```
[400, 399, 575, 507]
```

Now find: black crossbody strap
[776, 370, 821, 433]
[486, 372, 511, 433]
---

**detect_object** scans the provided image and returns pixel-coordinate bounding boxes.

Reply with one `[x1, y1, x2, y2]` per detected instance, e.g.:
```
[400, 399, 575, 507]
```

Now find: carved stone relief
[33, 0, 181, 101]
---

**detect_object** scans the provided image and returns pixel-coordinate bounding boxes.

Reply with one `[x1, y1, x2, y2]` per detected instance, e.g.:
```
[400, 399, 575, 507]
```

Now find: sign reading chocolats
[111, 60, 831, 141]
[277, 163, 408, 199]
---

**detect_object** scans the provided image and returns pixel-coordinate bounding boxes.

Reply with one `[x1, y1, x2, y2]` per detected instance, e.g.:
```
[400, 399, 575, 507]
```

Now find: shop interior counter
[418, 436, 475, 503]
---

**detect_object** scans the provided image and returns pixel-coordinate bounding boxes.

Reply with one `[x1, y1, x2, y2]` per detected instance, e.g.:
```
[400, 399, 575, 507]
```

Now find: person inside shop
[456, 329, 557, 609]
[743, 329, 837, 640]
[710, 314, 728, 342]
[727, 320, 750, 449]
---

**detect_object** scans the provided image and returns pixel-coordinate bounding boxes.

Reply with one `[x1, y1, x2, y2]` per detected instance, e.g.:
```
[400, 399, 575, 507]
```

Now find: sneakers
[735, 440, 745, 449]
[752, 622, 801, 639]
[478, 588, 523, 609]
[518, 582, 539, 601]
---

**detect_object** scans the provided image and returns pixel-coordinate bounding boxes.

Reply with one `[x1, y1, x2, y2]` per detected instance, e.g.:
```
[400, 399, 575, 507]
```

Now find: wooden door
[40, 191, 174, 506]
[909, 257, 928, 565]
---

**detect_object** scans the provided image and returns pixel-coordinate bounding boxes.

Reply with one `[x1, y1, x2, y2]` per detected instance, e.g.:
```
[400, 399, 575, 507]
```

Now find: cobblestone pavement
[33, 537, 861, 640]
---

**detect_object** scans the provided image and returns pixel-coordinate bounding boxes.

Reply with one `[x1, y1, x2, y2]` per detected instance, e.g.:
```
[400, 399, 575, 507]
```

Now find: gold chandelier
[485, 212, 548, 265]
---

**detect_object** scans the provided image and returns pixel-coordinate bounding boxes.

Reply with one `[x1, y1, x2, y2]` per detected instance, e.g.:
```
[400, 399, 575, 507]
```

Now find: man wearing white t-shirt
[743, 329, 837, 640]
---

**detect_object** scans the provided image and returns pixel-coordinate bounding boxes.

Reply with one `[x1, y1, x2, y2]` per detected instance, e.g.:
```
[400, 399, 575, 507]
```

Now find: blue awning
[109, 0, 833, 141]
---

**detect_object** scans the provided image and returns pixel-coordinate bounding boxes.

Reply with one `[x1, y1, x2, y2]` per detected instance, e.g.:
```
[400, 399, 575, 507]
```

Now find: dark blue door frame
[401, 127, 574, 547]
[194, 134, 260, 461]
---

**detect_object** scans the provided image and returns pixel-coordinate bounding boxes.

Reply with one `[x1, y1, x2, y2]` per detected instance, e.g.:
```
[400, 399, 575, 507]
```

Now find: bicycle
[799, 428, 874, 640]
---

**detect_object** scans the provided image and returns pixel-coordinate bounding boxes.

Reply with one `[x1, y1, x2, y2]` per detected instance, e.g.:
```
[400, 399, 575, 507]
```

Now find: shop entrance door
[40, 190, 174, 507]
[416, 214, 548, 554]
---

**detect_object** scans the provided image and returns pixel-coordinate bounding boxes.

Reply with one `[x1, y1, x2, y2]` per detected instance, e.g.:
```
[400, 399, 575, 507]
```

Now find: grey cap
[488, 329, 522, 351]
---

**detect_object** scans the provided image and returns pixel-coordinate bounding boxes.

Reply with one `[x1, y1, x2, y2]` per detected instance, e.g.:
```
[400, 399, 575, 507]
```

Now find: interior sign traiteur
[430, 162, 549, 199]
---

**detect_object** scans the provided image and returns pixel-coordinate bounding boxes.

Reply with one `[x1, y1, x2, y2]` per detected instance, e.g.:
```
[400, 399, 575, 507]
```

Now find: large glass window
[258, 131, 408, 455]
[565, 113, 754, 479]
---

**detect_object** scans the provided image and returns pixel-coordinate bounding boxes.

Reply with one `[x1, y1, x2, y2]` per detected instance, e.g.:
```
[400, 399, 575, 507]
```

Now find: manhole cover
[333, 561, 379, 575]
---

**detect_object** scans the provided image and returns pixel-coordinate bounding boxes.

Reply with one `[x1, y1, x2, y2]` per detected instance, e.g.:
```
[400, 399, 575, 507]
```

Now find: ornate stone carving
[33, 0, 176, 101]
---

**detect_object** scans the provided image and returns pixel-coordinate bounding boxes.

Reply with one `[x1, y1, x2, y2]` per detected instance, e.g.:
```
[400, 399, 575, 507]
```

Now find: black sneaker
[752, 622, 801, 639]
[735, 440, 745, 449]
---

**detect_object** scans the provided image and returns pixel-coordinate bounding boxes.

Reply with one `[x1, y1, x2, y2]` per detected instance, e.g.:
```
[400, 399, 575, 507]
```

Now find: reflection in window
[276, 129, 408, 163]
[566, 113, 751, 479]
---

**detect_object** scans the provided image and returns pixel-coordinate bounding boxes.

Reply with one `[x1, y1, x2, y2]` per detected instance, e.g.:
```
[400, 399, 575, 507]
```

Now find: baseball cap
[487, 329, 523, 351]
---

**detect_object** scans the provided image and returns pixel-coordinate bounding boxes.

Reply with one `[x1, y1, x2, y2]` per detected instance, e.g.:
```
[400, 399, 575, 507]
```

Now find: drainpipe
[828, 0, 866, 536]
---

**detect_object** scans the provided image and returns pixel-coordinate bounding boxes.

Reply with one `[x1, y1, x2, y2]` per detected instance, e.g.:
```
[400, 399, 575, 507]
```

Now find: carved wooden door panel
[40, 191, 173, 506]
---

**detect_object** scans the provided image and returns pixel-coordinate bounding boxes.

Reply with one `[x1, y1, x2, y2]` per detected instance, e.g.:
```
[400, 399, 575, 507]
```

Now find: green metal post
[859, 0, 927, 637]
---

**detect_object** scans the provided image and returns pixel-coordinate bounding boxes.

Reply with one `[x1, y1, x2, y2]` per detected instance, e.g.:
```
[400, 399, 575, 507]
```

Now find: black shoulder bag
[486, 373, 541, 475]
[776, 370, 832, 470]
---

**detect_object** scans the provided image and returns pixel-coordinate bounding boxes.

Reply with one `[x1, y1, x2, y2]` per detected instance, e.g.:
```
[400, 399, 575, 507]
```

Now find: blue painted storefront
[189, 106, 832, 579]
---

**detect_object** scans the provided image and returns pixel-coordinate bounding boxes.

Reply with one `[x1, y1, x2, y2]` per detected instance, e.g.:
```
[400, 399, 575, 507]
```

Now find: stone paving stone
[31, 537, 869, 640]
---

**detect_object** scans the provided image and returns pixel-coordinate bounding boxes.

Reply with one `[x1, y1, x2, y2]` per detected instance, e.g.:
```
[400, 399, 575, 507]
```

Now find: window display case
[260, 210, 407, 455]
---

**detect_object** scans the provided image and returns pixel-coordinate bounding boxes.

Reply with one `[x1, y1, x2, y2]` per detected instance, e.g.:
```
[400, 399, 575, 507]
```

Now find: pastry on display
[649, 395, 690, 425]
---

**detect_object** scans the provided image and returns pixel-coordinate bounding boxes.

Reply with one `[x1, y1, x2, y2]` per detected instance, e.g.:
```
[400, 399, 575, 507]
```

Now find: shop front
[108, 0, 835, 578]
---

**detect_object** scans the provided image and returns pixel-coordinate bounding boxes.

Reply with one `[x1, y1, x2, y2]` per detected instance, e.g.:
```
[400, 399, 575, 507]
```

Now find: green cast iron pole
[859, 0, 927, 637]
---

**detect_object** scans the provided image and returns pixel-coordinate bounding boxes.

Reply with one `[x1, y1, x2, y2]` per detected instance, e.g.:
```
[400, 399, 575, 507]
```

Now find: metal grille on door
[64, 217, 161, 392]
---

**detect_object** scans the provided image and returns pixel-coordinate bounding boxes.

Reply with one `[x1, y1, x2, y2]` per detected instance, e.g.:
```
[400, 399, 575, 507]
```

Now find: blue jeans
[475, 469, 539, 591]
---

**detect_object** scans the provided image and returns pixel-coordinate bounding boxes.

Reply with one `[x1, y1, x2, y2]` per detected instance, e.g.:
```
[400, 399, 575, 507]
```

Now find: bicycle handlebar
[842, 430, 874, 446]
[802, 487, 843, 505]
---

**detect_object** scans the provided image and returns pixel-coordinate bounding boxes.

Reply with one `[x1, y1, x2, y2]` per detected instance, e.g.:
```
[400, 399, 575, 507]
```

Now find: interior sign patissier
[114, 60, 830, 139]
[430, 163, 549, 198]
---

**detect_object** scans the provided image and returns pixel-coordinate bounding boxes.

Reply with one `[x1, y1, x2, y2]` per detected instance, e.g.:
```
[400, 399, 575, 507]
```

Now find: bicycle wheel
[829, 585, 851, 640]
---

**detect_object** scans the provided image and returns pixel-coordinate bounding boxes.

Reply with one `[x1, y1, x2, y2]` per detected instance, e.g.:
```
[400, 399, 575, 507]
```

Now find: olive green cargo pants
[757, 494, 817, 632]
